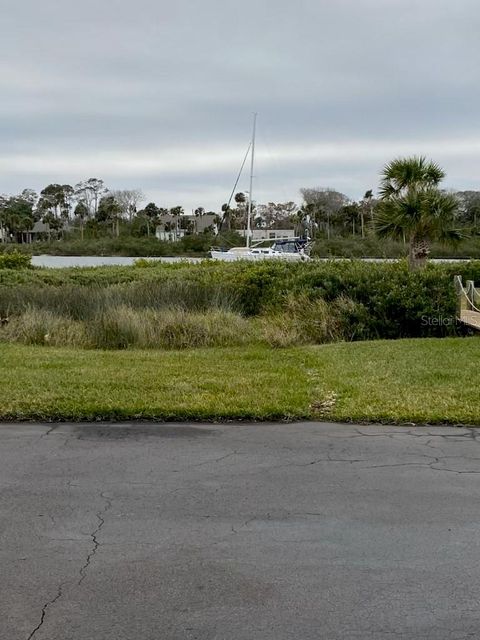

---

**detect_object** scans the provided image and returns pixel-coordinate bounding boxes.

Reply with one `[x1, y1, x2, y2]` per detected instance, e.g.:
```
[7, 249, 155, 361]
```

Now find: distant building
[1, 221, 50, 244]
[31, 221, 51, 240]
[238, 228, 296, 241]
[155, 213, 218, 241]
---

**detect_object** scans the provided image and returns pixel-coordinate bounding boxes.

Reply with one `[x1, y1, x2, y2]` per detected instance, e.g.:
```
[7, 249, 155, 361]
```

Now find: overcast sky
[2, 0, 480, 210]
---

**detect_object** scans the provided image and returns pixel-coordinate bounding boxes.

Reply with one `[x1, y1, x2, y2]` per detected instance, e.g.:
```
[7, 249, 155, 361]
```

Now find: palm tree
[361, 189, 373, 238]
[374, 156, 462, 269]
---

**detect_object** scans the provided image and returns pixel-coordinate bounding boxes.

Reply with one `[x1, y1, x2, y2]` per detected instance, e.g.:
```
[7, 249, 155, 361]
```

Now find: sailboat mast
[246, 112, 257, 249]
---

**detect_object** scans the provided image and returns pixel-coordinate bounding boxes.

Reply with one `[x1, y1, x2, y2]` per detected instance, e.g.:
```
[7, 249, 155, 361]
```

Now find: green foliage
[0, 250, 32, 269]
[24, 237, 173, 257]
[311, 237, 407, 258]
[2, 260, 480, 345]
[375, 156, 462, 268]
[3, 234, 219, 257]
[310, 236, 480, 259]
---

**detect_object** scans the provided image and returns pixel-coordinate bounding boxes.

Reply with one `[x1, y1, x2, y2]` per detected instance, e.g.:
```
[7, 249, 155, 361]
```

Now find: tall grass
[0, 295, 369, 350]
[88, 307, 253, 349]
[2, 309, 89, 347]
[0, 280, 239, 320]
[259, 294, 369, 347]
[1, 307, 254, 350]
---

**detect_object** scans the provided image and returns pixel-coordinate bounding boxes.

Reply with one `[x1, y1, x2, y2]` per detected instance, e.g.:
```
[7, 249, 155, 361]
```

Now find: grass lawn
[1, 337, 479, 424]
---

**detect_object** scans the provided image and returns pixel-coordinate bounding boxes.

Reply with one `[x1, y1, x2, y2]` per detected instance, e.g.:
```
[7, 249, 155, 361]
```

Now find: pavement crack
[360, 462, 434, 470]
[296, 456, 365, 467]
[26, 583, 64, 640]
[312, 458, 363, 465]
[77, 492, 112, 587]
[190, 451, 239, 468]
[40, 426, 58, 439]
[352, 429, 397, 439]
[430, 466, 480, 475]
[466, 427, 480, 440]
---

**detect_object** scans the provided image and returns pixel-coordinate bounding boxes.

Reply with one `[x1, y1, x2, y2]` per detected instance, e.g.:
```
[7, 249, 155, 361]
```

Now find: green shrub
[309, 236, 480, 259]
[311, 237, 407, 258]
[134, 258, 158, 268]
[0, 251, 32, 269]
[1, 259, 479, 344]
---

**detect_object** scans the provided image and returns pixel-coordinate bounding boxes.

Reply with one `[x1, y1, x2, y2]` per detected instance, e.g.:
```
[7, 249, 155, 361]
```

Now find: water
[31, 255, 203, 268]
[30, 255, 472, 269]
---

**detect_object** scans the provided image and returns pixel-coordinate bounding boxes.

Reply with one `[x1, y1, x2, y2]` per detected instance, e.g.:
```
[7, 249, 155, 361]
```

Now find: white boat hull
[210, 249, 308, 262]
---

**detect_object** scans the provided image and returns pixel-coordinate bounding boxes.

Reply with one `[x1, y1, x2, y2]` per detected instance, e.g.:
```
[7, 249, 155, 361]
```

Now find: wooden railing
[454, 276, 480, 330]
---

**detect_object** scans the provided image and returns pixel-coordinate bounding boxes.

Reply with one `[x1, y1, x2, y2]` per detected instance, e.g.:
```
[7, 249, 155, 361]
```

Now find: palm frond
[379, 156, 446, 200]
[373, 185, 462, 246]
[374, 199, 410, 240]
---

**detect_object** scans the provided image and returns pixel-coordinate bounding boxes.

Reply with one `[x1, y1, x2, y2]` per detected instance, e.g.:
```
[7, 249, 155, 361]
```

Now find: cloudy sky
[2, 0, 480, 210]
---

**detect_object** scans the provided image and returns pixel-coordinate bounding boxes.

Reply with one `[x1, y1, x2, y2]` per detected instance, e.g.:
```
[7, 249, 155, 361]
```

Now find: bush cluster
[0, 251, 32, 269]
[0, 231, 244, 258]
[0, 259, 478, 348]
[310, 236, 480, 259]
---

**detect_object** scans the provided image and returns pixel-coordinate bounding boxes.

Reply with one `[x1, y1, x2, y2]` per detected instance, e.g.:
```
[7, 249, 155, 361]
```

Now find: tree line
[1, 158, 479, 269]
[0, 179, 197, 242]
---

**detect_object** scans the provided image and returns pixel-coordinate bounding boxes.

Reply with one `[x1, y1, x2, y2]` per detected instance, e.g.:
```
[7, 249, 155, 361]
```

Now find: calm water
[30, 255, 471, 268]
[31, 255, 203, 268]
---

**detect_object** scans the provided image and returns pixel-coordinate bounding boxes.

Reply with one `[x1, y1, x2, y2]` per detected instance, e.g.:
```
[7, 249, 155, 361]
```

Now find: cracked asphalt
[2, 422, 480, 640]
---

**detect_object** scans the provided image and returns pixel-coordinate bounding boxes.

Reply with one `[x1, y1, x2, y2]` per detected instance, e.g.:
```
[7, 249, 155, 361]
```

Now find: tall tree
[61, 185, 75, 220]
[360, 190, 374, 238]
[37, 184, 73, 236]
[341, 202, 361, 236]
[73, 201, 89, 240]
[0, 192, 35, 242]
[75, 178, 107, 218]
[375, 156, 462, 269]
[97, 195, 122, 237]
[455, 191, 480, 231]
[300, 188, 349, 239]
[111, 189, 145, 222]
[258, 201, 298, 229]
[219, 203, 231, 232]
[138, 202, 161, 236]
[169, 206, 184, 240]
[228, 193, 250, 230]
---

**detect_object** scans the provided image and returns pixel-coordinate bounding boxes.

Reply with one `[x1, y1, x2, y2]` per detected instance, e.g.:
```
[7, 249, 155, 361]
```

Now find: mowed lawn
[1, 337, 479, 424]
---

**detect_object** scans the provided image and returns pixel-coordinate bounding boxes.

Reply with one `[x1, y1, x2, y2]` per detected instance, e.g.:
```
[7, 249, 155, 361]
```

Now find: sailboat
[210, 114, 310, 262]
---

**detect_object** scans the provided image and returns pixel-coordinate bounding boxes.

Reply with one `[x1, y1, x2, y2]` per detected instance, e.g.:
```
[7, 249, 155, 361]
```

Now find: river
[30, 255, 203, 268]
[29, 255, 474, 268]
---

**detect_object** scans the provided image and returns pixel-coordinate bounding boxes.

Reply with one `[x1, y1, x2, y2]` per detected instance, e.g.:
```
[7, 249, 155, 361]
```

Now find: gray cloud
[2, 0, 480, 208]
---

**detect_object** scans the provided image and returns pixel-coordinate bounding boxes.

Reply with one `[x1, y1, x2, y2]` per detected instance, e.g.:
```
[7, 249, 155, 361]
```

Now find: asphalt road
[2, 422, 480, 640]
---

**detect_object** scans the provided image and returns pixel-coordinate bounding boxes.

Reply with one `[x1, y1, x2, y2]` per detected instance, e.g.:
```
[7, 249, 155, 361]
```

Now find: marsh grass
[259, 294, 368, 347]
[88, 306, 254, 349]
[1, 306, 254, 350]
[2, 308, 90, 347]
[0, 279, 239, 321]
[0, 293, 367, 350]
